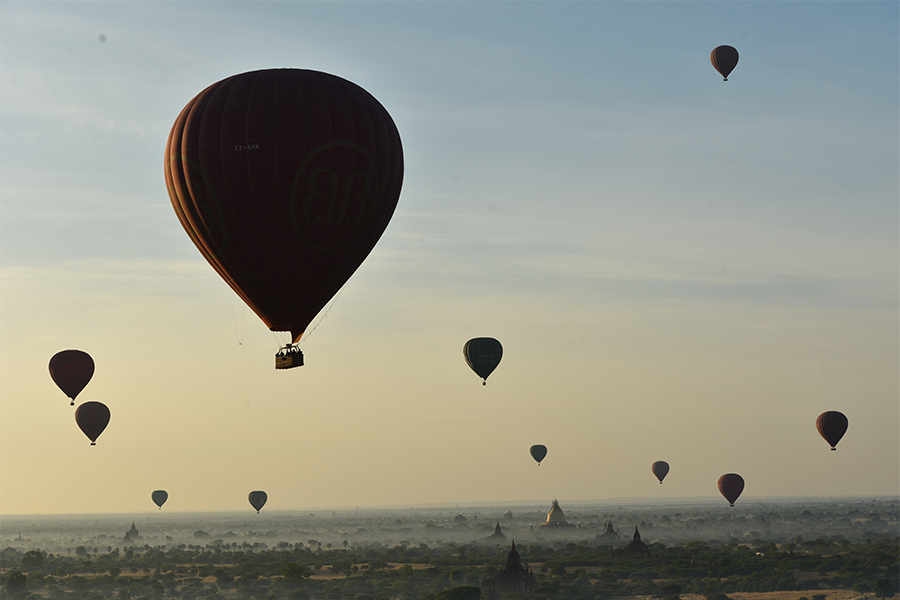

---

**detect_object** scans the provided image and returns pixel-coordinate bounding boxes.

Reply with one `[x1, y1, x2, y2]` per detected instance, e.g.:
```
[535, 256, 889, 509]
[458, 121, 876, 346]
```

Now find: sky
[1, 1, 897, 516]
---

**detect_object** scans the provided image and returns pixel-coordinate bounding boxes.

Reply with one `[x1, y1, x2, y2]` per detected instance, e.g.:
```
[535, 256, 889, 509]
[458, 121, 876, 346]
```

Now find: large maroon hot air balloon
[49, 350, 94, 405]
[165, 69, 403, 368]
[717, 473, 744, 507]
[710, 45, 739, 81]
[74, 401, 110, 446]
[816, 411, 848, 451]
[651, 461, 669, 484]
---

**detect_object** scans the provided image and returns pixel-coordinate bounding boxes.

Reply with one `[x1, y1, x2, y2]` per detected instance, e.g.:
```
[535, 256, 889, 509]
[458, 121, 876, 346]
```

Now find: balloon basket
[275, 347, 304, 370]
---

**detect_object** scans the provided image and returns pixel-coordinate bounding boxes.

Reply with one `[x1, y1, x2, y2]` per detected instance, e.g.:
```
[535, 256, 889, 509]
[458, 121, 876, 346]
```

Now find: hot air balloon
[651, 461, 669, 484]
[49, 350, 94, 405]
[816, 411, 848, 451]
[530, 444, 547, 465]
[74, 401, 110, 446]
[463, 338, 503, 385]
[248, 490, 268, 513]
[717, 473, 744, 507]
[151, 490, 168, 510]
[710, 45, 739, 81]
[165, 69, 404, 369]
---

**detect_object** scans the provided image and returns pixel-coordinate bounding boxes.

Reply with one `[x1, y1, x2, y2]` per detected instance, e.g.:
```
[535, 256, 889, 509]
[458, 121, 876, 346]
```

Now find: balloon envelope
[816, 411, 848, 450]
[530, 444, 547, 465]
[165, 69, 404, 344]
[248, 490, 268, 513]
[710, 45, 739, 80]
[651, 461, 669, 483]
[49, 350, 94, 404]
[151, 490, 168, 509]
[463, 338, 503, 384]
[717, 473, 744, 506]
[74, 401, 110, 445]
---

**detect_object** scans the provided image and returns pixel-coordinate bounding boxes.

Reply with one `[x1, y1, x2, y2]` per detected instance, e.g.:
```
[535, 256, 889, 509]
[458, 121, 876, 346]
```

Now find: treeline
[1, 536, 897, 600]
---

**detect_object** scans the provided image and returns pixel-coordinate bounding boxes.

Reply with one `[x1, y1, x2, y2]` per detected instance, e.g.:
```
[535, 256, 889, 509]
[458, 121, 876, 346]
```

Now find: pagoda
[481, 541, 536, 598]
[487, 521, 507, 542]
[123, 522, 143, 545]
[540, 499, 576, 530]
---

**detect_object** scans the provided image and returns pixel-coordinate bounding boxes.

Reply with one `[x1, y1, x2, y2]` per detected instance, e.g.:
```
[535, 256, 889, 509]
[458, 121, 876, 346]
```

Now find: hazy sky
[1, 1, 897, 516]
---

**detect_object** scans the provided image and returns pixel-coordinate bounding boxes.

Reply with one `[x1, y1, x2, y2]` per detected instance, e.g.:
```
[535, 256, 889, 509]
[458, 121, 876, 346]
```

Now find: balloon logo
[717, 473, 744, 507]
[816, 411, 848, 451]
[710, 45, 739, 81]
[530, 444, 547, 465]
[248, 491, 268, 513]
[74, 401, 110, 446]
[165, 69, 404, 361]
[152, 490, 168, 510]
[651, 461, 669, 484]
[463, 338, 503, 385]
[49, 350, 94, 405]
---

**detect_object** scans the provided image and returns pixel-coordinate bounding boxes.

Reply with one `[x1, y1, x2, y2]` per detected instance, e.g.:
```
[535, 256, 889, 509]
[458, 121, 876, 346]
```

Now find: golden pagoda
[540, 499, 575, 529]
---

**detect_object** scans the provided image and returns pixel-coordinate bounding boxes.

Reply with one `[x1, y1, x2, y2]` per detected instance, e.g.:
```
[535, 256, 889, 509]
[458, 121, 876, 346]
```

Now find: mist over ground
[4, 497, 896, 554]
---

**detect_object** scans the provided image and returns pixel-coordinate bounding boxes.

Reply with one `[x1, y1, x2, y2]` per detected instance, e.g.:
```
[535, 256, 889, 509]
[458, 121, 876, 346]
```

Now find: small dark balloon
[98, 34, 107, 43]
[816, 411, 848, 450]
[463, 338, 503, 384]
[651, 461, 669, 484]
[248, 491, 267, 513]
[151, 490, 168, 509]
[710, 45, 739, 81]
[74, 401, 110, 445]
[49, 349, 94, 405]
[717, 473, 744, 507]
[529, 444, 547, 465]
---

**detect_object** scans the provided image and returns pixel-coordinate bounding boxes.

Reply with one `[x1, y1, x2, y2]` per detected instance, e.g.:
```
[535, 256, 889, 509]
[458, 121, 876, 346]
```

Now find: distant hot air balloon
[717, 473, 744, 507]
[248, 491, 268, 513]
[710, 45, 739, 81]
[152, 490, 168, 510]
[463, 338, 503, 385]
[530, 444, 548, 465]
[651, 461, 670, 484]
[816, 411, 848, 451]
[74, 401, 110, 446]
[165, 69, 403, 369]
[49, 350, 94, 405]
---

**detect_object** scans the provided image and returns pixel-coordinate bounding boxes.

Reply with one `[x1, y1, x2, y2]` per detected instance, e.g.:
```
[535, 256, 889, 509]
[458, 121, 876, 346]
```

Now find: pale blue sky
[1, 1, 897, 514]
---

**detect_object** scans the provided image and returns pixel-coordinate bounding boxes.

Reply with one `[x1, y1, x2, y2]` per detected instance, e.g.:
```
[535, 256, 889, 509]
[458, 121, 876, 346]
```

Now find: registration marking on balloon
[290, 140, 381, 251]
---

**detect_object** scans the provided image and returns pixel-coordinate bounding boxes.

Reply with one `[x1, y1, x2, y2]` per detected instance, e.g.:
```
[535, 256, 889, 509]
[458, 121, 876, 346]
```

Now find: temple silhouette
[481, 541, 536, 598]
[613, 526, 651, 558]
[595, 520, 621, 545]
[123, 522, 142, 545]
[486, 521, 507, 542]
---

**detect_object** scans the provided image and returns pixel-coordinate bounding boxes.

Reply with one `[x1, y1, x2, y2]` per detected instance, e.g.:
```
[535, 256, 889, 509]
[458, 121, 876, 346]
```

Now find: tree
[21, 549, 44, 570]
[436, 585, 481, 600]
[874, 579, 897, 599]
[281, 562, 310, 581]
[4, 570, 27, 593]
